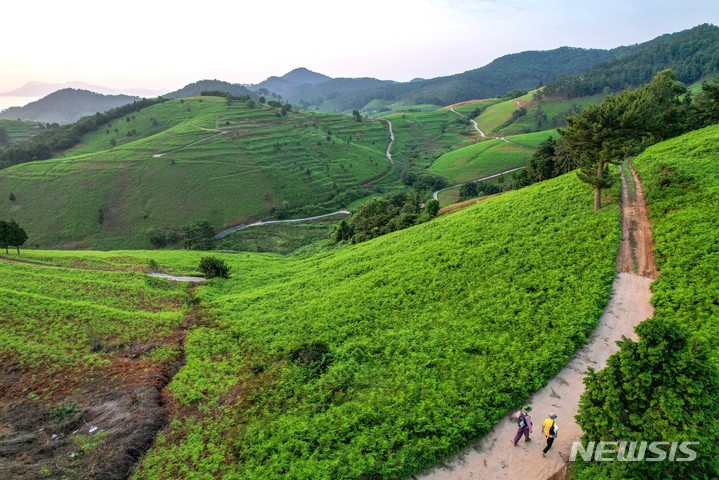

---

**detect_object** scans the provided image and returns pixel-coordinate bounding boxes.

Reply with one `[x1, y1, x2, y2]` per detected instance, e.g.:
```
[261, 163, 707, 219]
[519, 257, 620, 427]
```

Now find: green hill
[545, 23, 719, 97]
[0, 88, 139, 124]
[0, 97, 391, 249]
[429, 130, 556, 184]
[1, 168, 619, 478]
[633, 124, 719, 360]
[134, 172, 617, 479]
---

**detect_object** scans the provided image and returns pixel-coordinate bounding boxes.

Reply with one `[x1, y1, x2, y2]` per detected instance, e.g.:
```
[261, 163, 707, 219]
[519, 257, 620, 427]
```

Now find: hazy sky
[2, 0, 718, 93]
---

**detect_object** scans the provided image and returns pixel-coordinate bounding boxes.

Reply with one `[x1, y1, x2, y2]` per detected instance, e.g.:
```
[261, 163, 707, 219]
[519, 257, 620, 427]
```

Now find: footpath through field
[416, 163, 658, 480]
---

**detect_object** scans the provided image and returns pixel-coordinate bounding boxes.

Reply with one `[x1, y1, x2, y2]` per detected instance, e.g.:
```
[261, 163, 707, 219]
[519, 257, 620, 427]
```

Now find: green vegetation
[0, 97, 390, 249]
[428, 132, 544, 184]
[0, 119, 45, 144]
[0, 260, 186, 372]
[215, 219, 338, 254]
[573, 124, 719, 479]
[132, 172, 619, 479]
[199, 256, 231, 279]
[545, 24, 719, 97]
[633, 124, 719, 361]
[563, 70, 697, 211]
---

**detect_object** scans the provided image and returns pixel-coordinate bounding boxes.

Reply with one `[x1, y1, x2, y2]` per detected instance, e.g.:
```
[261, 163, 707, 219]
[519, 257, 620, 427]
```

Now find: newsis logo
[570, 441, 699, 462]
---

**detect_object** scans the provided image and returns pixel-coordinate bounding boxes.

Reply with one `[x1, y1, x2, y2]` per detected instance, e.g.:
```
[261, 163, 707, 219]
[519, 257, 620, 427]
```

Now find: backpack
[517, 413, 527, 429]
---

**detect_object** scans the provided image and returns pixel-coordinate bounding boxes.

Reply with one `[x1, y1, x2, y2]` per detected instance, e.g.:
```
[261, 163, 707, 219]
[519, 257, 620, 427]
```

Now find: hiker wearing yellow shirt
[542, 412, 558, 457]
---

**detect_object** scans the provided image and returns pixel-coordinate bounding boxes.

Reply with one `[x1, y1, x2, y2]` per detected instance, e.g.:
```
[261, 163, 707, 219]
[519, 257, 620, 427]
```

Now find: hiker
[542, 412, 558, 456]
[512, 406, 532, 445]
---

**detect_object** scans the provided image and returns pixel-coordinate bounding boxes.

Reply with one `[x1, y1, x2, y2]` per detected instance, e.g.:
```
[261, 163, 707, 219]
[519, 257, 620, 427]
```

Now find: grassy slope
[633, 124, 719, 361]
[429, 130, 557, 185]
[0, 98, 390, 249]
[0, 119, 43, 143]
[379, 108, 477, 171]
[0, 260, 186, 373]
[128, 172, 620, 479]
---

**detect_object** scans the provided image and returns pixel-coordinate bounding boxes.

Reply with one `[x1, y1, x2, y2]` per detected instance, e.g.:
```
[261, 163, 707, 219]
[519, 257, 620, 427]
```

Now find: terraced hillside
[0, 97, 390, 249]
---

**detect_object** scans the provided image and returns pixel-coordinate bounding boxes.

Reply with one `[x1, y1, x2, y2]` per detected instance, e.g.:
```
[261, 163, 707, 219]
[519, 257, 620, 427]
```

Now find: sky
[2, 0, 718, 94]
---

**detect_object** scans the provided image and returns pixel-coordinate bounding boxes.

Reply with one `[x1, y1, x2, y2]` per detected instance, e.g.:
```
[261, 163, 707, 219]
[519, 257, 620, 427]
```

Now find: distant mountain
[253, 68, 332, 98]
[0, 88, 140, 124]
[331, 46, 626, 111]
[545, 23, 719, 97]
[162, 79, 257, 99]
[242, 48, 623, 113]
[0, 80, 159, 98]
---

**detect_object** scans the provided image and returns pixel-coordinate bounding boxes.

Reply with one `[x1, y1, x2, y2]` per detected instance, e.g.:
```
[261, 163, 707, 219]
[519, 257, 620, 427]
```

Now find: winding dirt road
[432, 167, 525, 201]
[450, 108, 486, 137]
[417, 164, 658, 480]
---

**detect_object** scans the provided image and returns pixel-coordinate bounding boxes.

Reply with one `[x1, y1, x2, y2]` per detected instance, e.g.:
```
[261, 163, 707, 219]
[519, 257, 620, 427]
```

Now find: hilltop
[0, 96, 390, 249]
[0, 88, 140, 124]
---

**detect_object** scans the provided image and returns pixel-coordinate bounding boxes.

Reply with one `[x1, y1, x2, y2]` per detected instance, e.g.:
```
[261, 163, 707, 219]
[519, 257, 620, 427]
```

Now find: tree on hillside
[561, 70, 690, 211]
[0, 219, 28, 254]
[0, 127, 9, 146]
[352, 110, 362, 122]
[695, 77, 719, 125]
[182, 220, 215, 250]
[576, 317, 719, 478]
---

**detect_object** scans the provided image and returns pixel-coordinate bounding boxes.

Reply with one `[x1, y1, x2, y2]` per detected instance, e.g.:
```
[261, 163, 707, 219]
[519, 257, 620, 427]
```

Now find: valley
[1, 21, 719, 480]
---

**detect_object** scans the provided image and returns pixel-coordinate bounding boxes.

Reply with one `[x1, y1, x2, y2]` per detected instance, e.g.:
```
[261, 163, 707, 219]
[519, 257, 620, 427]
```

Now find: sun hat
[549, 412, 557, 419]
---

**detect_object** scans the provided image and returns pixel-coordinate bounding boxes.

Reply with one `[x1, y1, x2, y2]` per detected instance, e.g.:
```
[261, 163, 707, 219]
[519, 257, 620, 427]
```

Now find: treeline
[0, 97, 167, 169]
[517, 71, 719, 195]
[545, 23, 719, 98]
[332, 192, 440, 244]
[321, 47, 620, 111]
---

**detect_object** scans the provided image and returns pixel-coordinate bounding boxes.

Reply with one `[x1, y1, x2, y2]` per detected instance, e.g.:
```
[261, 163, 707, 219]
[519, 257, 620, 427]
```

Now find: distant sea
[0, 96, 40, 114]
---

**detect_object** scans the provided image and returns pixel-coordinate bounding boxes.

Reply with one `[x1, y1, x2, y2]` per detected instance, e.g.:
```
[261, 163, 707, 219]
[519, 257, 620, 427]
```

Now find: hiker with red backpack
[512, 406, 533, 446]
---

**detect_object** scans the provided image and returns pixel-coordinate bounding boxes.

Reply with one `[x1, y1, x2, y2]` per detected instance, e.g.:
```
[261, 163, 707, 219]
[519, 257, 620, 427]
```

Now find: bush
[199, 257, 230, 279]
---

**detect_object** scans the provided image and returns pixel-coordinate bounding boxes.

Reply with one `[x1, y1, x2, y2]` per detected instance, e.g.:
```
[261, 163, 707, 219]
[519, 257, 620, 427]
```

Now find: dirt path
[417, 164, 658, 480]
[449, 108, 486, 137]
[212, 210, 351, 240]
[432, 167, 525, 201]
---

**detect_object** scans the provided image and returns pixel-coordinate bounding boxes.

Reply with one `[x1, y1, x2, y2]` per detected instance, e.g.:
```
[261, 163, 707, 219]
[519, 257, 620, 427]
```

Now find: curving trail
[432, 167, 525, 201]
[212, 210, 351, 240]
[417, 164, 658, 480]
[449, 108, 485, 137]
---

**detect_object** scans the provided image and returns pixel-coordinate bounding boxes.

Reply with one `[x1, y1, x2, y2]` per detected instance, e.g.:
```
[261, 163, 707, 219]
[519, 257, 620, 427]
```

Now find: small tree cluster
[0, 219, 28, 254]
[198, 256, 230, 279]
[182, 221, 215, 250]
[458, 180, 503, 201]
[334, 192, 440, 244]
[576, 317, 719, 478]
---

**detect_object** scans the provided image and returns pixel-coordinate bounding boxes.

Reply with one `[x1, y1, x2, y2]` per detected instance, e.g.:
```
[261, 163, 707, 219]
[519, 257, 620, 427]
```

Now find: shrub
[199, 257, 230, 279]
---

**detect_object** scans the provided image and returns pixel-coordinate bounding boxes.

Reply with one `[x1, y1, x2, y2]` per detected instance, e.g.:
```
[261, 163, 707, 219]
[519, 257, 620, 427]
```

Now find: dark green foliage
[183, 221, 215, 250]
[545, 24, 719, 98]
[346, 192, 439, 243]
[0, 219, 28, 254]
[198, 256, 231, 279]
[288, 340, 332, 374]
[400, 170, 448, 193]
[694, 77, 719, 125]
[561, 70, 692, 210]
[8, 192, 15, 202]
[0, 127, 9, 145]
[48, 402, 82, 422]
[331, 219, 354, 242]
[576, 318, 719, 478]
[458, 181, 502, 200]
